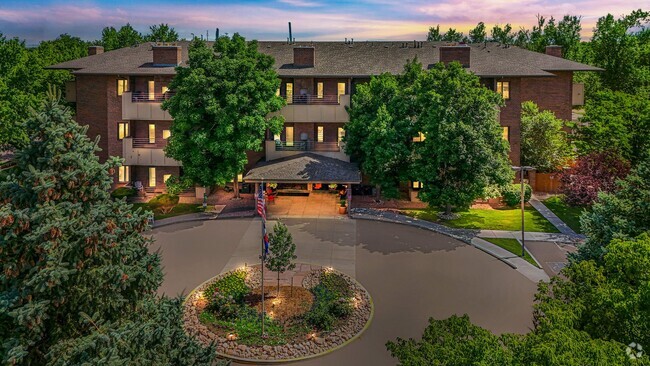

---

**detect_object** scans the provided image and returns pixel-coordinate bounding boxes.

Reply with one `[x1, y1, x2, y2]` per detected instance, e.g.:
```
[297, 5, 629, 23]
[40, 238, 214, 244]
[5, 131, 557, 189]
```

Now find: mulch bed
[250, 285, 314, 323]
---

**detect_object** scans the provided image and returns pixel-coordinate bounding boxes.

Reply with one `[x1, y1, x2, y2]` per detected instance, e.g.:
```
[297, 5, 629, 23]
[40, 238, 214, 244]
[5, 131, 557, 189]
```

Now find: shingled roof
[49, 41, 601, 78]
[243, 153, 361, 183]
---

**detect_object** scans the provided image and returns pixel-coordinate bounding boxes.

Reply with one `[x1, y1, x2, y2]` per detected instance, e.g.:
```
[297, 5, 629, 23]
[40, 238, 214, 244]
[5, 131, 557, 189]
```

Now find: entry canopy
[244, 153, 361, 184]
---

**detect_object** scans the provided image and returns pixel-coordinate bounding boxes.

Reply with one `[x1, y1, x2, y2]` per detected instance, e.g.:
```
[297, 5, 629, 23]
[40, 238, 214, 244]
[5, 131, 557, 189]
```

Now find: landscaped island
[183, 264, 373, 362]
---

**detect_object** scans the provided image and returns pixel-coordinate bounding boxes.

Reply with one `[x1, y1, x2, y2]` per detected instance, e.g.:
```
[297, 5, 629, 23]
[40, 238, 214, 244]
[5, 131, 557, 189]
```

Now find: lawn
[131, 202, 204, 220]
[543, 195, 588, 234]
[482, 238, 539, 267]
[402, 205, 559, 233]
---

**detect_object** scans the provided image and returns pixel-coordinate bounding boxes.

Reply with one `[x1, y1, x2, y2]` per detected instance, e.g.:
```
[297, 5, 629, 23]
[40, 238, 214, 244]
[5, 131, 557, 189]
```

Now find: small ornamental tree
[266, 222, 297, 297]
[559, 151, 630, 206]
[162, 36, 284, 198]
[520, 101, 572, 173]
[413, 62, 513, 216]
[0, 89, 215, 365]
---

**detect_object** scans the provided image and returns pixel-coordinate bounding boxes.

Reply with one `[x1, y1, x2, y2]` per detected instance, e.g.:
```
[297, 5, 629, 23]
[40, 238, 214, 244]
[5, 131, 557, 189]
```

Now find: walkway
[267, 192, 343, 218]
[529, 196, 583, 237]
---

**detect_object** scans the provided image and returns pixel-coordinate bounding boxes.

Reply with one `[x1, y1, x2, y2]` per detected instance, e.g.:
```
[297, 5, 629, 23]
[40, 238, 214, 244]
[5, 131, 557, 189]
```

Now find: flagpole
[260, 180, 265, 337]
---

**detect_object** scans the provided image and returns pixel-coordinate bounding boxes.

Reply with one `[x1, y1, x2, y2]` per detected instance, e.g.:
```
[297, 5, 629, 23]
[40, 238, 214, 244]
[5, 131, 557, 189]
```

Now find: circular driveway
[151, 218, 537, 366]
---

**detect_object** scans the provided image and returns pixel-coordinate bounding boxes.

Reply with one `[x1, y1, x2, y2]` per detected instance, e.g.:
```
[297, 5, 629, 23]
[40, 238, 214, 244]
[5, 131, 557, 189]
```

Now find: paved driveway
[151, 218, 538, 365]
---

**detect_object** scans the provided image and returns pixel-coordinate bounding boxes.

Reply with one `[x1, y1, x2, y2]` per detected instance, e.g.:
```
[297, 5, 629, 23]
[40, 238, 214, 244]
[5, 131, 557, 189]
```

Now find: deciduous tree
[469, 22, 487, 43]
[266, 222, 297, 297]
[162, 36, 284, 198]
[520, 101, 572, 172]
[145, 23, 179, 43]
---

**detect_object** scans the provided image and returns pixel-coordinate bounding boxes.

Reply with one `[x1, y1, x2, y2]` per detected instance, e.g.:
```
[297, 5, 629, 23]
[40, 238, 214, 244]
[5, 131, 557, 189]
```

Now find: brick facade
[439, 46, 471, 67]
[293, 47, 315, 67]
[152, 46, 181, 66]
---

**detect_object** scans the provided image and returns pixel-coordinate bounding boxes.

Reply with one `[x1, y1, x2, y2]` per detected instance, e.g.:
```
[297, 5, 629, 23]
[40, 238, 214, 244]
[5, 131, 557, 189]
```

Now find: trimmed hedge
[501, 183, 532, 206]
[111, 187, 136, 199]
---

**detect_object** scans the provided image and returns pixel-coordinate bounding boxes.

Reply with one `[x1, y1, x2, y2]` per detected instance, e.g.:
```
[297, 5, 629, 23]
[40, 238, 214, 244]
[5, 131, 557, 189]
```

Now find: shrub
[501, 183, 532, 207]
[148, 193, 179, 214]
[559, 151, 630, 206]
[165, 175, 192, 195]
[306, 272, 354, 330]
[305, 299, 336, 330]
[111, 187, 136, 199]
[319, 272, 353, 298]
[204, 270, 250, 306]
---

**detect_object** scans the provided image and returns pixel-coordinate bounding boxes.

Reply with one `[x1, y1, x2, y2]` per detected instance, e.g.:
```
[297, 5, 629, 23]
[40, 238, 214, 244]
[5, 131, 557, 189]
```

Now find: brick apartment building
[50, 41, 598, 196]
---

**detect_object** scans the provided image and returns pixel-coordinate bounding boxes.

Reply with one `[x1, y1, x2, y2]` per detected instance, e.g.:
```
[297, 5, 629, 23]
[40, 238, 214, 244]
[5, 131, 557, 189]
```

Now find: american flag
[257, 183, 266, 220]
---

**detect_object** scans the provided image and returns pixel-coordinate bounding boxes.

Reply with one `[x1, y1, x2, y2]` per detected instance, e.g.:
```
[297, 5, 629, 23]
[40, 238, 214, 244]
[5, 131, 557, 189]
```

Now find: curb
[149, 211, 255, 229]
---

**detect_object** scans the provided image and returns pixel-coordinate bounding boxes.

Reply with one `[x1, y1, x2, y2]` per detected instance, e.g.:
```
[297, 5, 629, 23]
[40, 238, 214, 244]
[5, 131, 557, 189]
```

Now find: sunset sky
[0, 0, 647, 45]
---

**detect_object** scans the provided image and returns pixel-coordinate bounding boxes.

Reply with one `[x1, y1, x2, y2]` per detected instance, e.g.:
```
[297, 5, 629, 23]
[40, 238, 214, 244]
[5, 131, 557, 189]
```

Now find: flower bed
[183, 265, 373, 362]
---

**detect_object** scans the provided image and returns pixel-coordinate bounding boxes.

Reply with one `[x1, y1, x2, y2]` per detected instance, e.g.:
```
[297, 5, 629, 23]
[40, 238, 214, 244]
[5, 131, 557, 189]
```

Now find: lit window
[502, 126, 509, 141]
[413, 132, 426, 142]
[118, 165, 130, 182]
[148, 80, 155, 100]
[161, 86, 169, 95]
[412, 181, 423, 189]
[496, 81, 510, 100]
[338, 127, 345, 143]
[317, 82, 324, 99]
[149, 124, 156, 144]
[163, 174, 171, 184]
[337, 82, 346, 102]
[117, 79, 128, 96]
[273, 133, 281, 141]
[276, 88, 280, 96]
[285, 126, 294, 147]
[148, 167, 156, 187]
[118, 122, 130, 140]
[162, 129, 171, 139]
[286, 83, 293, 104]
[317, 126, 324, 142]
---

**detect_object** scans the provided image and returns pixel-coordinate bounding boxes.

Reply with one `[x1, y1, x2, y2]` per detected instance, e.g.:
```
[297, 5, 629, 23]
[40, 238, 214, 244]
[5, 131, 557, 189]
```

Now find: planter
[339, 206, 347, 214]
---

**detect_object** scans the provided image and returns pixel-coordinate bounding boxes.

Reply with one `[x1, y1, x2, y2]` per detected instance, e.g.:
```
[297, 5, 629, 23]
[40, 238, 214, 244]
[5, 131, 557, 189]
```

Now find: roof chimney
[545, 45, 563, 58]
[88, 46, 104, 55]
[152, 44, 182, 66]
[293, 46, 315, 68]
[439, 45, 470, 67]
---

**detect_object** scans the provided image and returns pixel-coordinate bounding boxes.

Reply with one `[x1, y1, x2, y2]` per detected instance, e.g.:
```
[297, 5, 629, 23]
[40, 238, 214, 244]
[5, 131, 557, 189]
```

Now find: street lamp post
[512, 165, 534, 258]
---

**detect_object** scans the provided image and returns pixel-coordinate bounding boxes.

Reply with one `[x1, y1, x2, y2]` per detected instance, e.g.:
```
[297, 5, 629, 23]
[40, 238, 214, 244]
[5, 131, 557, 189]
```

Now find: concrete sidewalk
[477, 229, 582, 243]
[529, 196, 584, 238]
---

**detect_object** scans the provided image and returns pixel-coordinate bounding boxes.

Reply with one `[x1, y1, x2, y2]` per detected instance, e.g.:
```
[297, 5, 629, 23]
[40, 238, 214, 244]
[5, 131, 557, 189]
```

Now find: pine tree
[0, 88, 216, 365]
[266, 222, 297, 297]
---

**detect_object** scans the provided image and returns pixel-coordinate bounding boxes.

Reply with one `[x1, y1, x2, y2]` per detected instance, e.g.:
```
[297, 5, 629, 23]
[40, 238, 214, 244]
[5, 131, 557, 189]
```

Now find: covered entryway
[243, 153, 361, 218]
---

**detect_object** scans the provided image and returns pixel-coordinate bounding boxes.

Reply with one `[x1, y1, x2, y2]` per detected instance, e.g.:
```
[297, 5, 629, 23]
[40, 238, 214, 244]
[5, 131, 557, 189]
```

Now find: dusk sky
[0, 0, 647, 45]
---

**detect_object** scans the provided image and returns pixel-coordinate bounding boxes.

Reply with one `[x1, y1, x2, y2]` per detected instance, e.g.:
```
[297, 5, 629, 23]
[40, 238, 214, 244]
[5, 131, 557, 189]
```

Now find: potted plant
[328, 183, 338, 193]
[338, 199, 347, 214]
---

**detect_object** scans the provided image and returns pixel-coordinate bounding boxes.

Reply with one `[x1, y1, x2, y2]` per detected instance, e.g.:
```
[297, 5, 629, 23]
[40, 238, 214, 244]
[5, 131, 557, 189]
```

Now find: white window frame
[118, 165, 130, 183]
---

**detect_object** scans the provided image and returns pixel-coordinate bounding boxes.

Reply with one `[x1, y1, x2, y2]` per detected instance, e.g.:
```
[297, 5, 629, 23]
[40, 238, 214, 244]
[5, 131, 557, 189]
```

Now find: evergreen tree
[426, 25, 443, 41]
[469, 22, 487, 43]
[162, 36, 284, 198]
[0, 89, 215, 365]
[266, 222, 297, 297]
[491, 24, 515, 44]
[145, 23, 179, 43]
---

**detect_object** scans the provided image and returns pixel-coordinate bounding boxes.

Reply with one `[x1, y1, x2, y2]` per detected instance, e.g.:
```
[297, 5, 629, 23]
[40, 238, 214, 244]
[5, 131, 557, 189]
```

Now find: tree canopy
[520, 101, 572, 172]
[162, 35, 284, 197]
[0, 89, 216, 364]
[144, 23, 179, 43]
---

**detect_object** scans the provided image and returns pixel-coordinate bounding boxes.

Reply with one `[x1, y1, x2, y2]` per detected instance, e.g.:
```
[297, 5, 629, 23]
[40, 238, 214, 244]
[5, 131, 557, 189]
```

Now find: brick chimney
[439, 45, 470, 67]
[545, 45, 563, 58]
[293, 47, 315, 67]
[152, 45, 182, 66]
[88, 46, 104, 55]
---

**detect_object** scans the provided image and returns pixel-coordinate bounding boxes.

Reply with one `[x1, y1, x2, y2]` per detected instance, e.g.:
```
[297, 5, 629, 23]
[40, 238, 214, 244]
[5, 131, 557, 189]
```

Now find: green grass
[403, 205, 559, 233]
[131, 202, 204, 220]
[543, 195, 588, 234]
[482, 238, 539, 267]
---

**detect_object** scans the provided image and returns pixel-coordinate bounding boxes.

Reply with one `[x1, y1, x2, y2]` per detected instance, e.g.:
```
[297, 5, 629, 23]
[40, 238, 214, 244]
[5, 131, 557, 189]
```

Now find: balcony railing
[284, 94, 342, 105]
[131, 137, 168, 148]
[274, 140, 341, 152]
[131, 91, 175, 103]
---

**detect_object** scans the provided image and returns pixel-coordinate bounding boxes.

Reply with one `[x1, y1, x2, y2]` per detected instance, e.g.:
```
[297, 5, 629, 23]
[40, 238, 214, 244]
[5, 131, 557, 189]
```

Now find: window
[412, 181, 423, 189]
[273, 133, 281, 141]
[285, 126, 294, 147]
[163, 174, 171, 184]
[317, 82, 324, 99]
[148, 80, 155, 100]
[286, 83, 293, 104]
[496, 81, 510, 100]
[118, 122, 130, 140]
[413, 132, 426, 142]
[338, 127, 345, 143]
[161, 86, 169, 95]
[118, 165, 130, 183]
[117, 79, 128, 96]
[148, 167, 156, 187]
[162, 129, 171, 139]
[502, 126, 509, 141]
[337, 82, 346, 102]
[148, 124, 156, 144]
[276, 88, 280, 96]
[317, 126, 324, 142]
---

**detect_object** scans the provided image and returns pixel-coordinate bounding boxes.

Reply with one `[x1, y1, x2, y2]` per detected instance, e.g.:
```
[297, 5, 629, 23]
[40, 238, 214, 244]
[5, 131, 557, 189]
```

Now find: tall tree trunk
[277, 271, 281, 297]
[375, 184, 381, 202]
[233, 173, 240, 199]
[445, 204, 452, 216]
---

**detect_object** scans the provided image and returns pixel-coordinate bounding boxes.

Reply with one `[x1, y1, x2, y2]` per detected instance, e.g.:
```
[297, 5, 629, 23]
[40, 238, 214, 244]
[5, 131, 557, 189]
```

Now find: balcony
[271, 94, 350, 123]
[265, 140, 349, 162]
[122, 137, 181, 166]
[122, 92, 173, 121]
